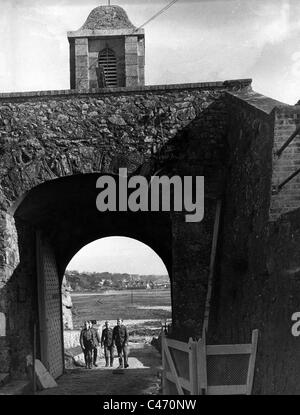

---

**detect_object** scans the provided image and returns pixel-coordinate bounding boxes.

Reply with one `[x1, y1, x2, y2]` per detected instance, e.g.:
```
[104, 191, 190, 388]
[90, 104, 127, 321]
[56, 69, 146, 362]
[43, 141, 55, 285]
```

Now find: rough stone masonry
[1, 77, 300, 393]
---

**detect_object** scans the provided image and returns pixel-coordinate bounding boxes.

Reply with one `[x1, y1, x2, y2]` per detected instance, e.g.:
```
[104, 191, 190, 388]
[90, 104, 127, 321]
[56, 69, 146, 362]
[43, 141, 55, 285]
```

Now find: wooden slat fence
[161, 329, 258, 395]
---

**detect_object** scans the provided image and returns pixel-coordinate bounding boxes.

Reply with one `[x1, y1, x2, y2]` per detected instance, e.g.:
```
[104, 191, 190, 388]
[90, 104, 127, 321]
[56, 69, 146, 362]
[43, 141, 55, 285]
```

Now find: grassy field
[71, 289, 171, 330]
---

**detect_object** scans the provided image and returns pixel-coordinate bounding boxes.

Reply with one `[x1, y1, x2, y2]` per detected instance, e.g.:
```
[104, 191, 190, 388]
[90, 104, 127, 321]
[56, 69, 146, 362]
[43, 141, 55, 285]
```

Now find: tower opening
[98, 47, 118, 87]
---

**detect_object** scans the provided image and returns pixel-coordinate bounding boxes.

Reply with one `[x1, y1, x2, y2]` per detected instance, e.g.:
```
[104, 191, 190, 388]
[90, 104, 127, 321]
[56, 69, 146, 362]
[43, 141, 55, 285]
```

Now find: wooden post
[246, 329, 258, 395]
[197, 332, 207, 395]
[188, 338, 198, 394]
[202, 199, 222, 334]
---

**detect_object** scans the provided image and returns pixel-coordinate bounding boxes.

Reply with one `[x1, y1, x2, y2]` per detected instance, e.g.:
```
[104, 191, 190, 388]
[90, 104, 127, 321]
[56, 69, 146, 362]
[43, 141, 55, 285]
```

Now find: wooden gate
[36, 231, 64, 379]
[161, 332, 197, 395]
[161, 329, 258, 395]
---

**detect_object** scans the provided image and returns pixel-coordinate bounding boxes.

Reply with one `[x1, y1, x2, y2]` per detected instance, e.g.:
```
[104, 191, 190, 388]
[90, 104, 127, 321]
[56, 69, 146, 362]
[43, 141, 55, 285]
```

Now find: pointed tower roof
[81, 5, 136, 30]
[68, 4, 143, 37]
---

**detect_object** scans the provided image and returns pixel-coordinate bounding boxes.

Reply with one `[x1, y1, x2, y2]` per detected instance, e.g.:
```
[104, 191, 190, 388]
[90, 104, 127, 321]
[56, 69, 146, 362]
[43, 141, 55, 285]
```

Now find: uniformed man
[101, 320, 114, 367]
[79, 320, 94, 369]
[90, 320, 101, 367]
[112, 318, 129, 369]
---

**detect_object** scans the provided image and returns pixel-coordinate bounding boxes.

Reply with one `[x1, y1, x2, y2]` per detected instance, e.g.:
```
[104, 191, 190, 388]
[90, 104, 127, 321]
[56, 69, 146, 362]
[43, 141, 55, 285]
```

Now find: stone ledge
[68, 28, 145, 38]
[0, 79, 252, 101]
[225, 89, 289, 115]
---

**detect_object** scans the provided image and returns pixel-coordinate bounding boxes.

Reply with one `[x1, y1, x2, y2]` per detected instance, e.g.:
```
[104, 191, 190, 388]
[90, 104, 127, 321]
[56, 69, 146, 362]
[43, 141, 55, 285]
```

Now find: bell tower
[67, 5, 145, 89]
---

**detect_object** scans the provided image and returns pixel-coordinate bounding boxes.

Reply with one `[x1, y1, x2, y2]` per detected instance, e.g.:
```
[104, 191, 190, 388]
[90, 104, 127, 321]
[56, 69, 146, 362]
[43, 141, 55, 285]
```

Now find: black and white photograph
[0, 0, 300, 399]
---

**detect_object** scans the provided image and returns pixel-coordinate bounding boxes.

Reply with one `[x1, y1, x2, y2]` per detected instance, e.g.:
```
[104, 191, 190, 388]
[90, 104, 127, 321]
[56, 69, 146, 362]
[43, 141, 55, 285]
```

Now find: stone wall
[0, 213, 21, 376]
[1, 219, 38, 379]
[5, 80, 291, 383]
[206, 92, 300, 394]
[210, 206, 300, 394]
[208, 89, 274, 362]
[159, 96, 229, 339]
[0, 81, 244, 378]
[0, 82, 246, 209]
[63, 330, 80, 349]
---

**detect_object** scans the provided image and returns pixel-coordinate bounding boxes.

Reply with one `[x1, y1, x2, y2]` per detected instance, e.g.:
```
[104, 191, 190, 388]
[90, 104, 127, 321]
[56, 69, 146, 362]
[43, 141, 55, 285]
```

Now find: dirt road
[38, 342, 162, 395]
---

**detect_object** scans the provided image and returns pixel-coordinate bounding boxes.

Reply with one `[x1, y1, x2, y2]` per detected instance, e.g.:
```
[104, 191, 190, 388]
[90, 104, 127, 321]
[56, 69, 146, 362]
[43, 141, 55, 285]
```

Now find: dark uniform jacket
[101, 327, 114, 347]
[90, 327, 101, 347]
[112, 325, 128, 346]
[80, 328, 94, 349]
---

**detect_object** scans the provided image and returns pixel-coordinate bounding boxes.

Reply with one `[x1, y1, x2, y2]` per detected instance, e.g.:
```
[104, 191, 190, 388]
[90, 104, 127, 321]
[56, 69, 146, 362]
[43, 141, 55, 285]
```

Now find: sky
[1, 0, 300, 104]
[2, 0, 300, 273]
[67, 236, 168, 275]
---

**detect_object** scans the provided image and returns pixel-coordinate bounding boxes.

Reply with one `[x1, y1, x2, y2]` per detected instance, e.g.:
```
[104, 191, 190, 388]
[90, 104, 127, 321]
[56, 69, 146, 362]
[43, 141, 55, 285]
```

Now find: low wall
[63, 330, 81, 349]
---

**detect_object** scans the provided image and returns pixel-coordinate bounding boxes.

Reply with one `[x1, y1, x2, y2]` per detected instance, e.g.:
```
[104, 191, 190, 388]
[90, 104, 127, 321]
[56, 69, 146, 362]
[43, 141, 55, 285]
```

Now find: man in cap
[112, 318, 129, 369]
[90, 320, 101, 367]
[101, 320, 114, 367]
[79, 320, 94, 369]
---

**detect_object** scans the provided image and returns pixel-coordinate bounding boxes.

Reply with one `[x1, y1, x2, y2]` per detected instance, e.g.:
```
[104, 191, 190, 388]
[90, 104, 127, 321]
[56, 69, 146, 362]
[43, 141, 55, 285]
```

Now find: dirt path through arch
[38, 342, 161, 395]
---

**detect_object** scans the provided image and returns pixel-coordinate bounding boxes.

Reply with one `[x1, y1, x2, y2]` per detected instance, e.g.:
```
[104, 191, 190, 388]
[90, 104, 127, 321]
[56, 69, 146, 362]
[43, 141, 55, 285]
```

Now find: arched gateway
[2, 4, 300, 395]
[14, 174, 173, 378]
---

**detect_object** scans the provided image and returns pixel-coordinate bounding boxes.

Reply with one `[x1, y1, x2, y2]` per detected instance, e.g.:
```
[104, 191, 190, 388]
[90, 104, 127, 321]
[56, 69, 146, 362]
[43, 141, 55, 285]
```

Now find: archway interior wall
[0, 212, 20, 374]
[0, 217, 38, 379]
[153, 95, 229, 339]
[171, 200, 217, 339]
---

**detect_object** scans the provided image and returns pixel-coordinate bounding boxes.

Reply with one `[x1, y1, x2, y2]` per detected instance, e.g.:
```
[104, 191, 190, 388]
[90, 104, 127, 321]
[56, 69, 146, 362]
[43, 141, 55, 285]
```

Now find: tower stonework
[67, 5, 145, 89]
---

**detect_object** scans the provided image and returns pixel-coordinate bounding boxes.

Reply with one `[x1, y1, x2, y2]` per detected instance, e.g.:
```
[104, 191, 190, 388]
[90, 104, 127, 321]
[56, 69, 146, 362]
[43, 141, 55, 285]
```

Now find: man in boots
[90, 320, 101, 367]
[101, 320, 114, 367]
[79, 320, 94, 369]
[112, 318, 129, 369]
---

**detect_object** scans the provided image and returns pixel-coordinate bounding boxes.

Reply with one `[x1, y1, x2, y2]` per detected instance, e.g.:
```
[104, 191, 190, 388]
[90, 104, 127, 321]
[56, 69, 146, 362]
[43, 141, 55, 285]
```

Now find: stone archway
[1, 169, 222, 379]
[8, 173, 172, 379]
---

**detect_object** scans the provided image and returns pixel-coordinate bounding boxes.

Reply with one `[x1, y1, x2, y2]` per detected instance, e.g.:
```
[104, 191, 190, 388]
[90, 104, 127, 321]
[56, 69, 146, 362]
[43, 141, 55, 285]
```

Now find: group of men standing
[79, 318, 129, 369]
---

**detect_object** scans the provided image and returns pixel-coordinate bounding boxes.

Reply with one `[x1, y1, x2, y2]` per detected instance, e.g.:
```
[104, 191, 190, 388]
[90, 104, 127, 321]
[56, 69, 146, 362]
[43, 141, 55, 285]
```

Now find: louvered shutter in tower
[98, 48, 118, 87]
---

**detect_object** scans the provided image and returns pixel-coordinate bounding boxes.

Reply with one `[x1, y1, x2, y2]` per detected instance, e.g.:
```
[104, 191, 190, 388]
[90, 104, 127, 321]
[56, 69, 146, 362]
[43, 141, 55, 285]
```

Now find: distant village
[65, 270, 170, 292]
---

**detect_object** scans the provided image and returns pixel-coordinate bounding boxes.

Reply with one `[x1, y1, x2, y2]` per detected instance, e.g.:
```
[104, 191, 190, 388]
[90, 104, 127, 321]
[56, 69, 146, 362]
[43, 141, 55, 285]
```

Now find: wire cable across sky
[133, 0, 181, 32]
